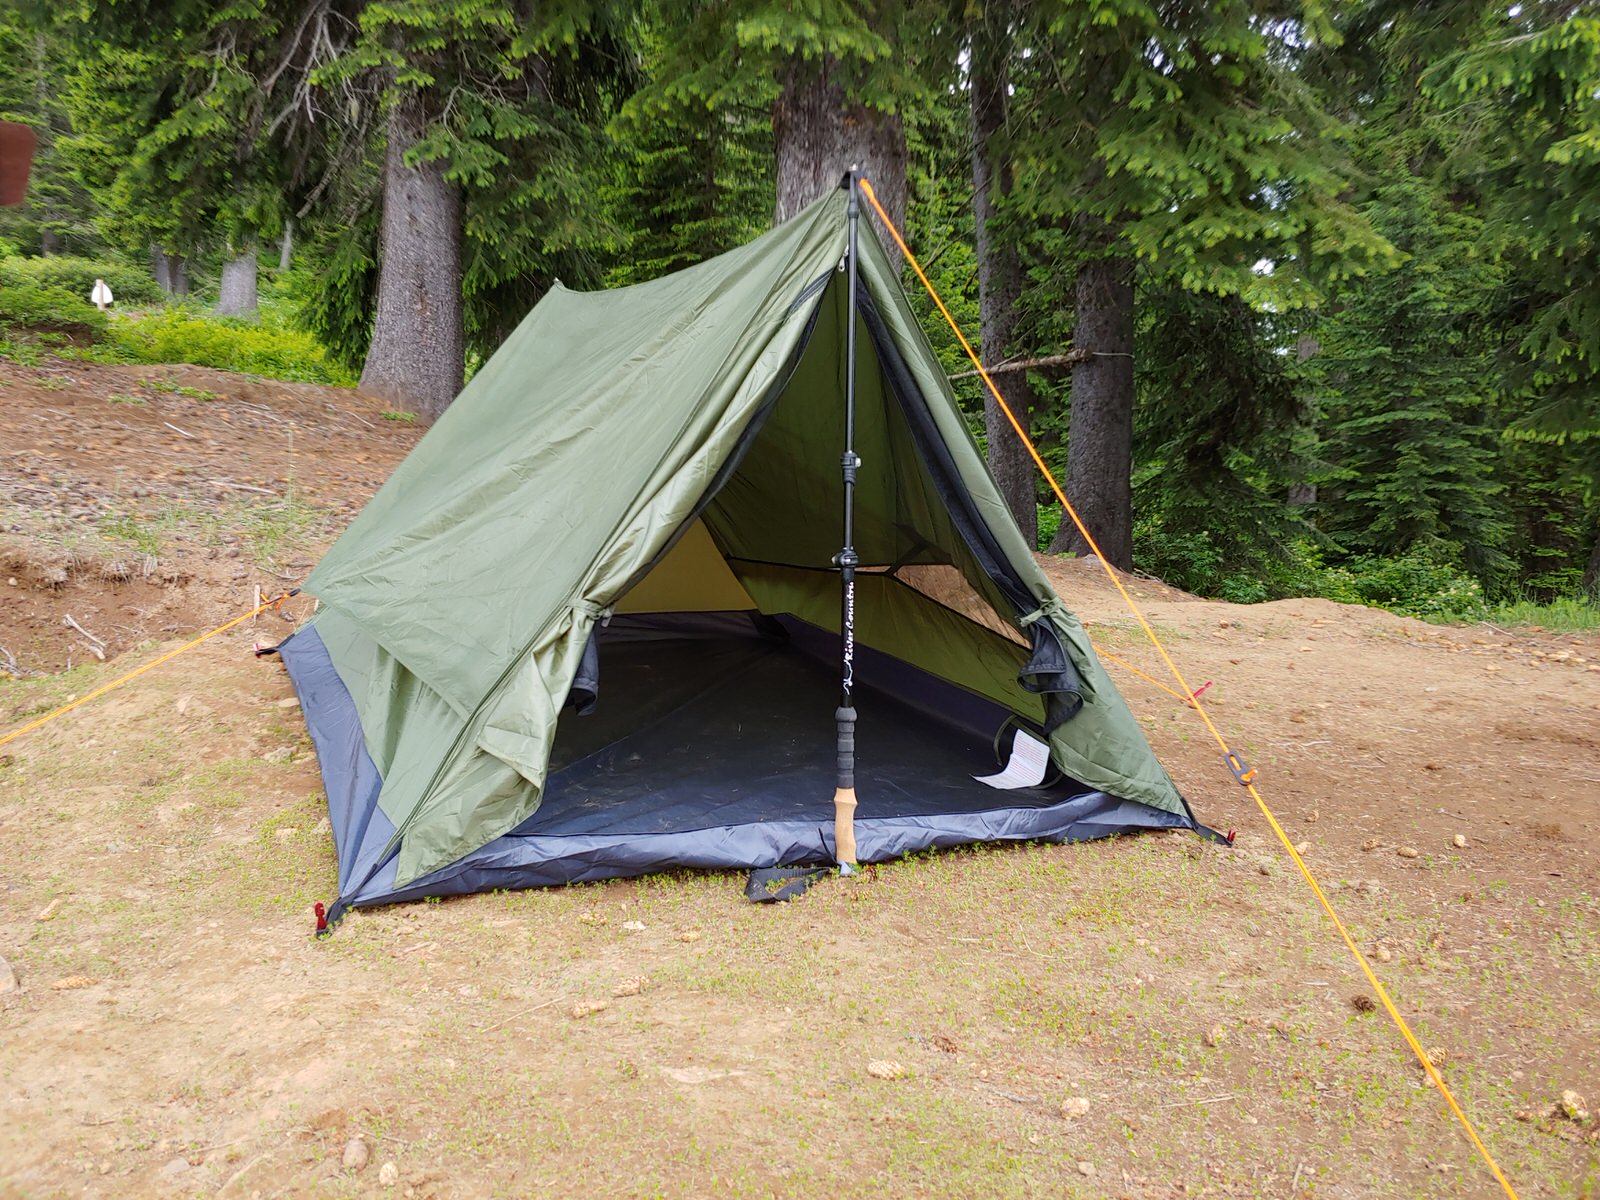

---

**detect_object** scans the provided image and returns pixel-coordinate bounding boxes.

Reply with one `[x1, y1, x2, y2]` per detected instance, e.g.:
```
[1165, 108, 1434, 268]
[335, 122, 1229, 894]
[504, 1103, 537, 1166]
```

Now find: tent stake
[832, 168, 862, 875]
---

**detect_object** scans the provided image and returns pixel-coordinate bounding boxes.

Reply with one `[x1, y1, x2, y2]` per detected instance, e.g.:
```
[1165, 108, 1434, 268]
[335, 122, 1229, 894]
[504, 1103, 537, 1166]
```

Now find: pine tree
[1007, 1, 1393, 569]
[1310, 173, 1510, 582]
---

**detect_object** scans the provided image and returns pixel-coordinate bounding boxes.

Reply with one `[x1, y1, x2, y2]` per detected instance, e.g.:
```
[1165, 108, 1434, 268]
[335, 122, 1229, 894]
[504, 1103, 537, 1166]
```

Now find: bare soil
[1, 357, 1597, 1199]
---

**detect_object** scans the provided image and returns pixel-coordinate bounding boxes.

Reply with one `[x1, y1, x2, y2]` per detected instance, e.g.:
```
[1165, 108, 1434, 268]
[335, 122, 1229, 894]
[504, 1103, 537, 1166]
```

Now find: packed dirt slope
[1, 357, 1597, 1199]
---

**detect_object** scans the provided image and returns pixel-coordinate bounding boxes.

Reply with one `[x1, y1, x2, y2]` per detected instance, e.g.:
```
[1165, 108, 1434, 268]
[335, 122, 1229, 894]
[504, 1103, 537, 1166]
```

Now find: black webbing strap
[745, 866, 831, 903]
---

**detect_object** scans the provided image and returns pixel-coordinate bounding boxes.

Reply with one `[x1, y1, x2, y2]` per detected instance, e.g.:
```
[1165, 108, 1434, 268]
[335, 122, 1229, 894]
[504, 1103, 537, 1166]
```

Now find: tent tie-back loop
[570, 599, 613, 623]
[855, 175, 1521, 1200]
[1018, 597, 1068, 627]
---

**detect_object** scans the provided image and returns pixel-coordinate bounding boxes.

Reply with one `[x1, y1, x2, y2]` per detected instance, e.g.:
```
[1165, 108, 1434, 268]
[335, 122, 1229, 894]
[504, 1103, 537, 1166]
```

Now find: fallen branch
[62, 614, 106, 656]
[163, 421, 196, 439]
[948, 350, 1090, 381]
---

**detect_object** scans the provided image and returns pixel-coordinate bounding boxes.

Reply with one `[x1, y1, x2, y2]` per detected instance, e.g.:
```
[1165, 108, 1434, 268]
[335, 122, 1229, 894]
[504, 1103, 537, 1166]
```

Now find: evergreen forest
[2, 1, 1596, 618]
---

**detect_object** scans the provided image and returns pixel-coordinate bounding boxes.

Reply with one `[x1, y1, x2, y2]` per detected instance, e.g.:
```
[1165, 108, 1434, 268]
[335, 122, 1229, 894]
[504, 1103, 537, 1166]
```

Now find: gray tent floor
[517, 613, 1089, 838]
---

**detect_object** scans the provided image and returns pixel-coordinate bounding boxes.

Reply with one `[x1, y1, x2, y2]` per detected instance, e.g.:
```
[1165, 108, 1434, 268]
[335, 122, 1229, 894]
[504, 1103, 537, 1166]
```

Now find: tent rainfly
[281, 179, 1220, 922]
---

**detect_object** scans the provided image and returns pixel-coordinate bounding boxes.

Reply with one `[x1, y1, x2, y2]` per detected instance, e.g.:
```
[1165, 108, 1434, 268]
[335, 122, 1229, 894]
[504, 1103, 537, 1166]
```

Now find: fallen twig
[208, 479, 277, 496]
[62, 614, 106, 658]
[163, 421, 196, 439]
[477, 997, 560, 1033]
[948, 350, 1090, 380]
[1156, 1093, 1239, 1109]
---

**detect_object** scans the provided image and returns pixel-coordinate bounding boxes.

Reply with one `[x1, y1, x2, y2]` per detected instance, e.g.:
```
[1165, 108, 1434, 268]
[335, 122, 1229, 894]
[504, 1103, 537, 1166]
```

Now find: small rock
[570, 999, 608, 1019]
[378, 1161, 399, 1186]
[274, 696, 300, 709]
[51, 975, 97, 990]
[1451, 834, 1467, 849]
[678, 930, 702, 943]
[621, 920, 646, 932]
[1396, 846, 1420, 859]
[1078, 1161, 1097, 1178]
[341, 1137, 370, 1172]
[1561, 1089, 1590, 1121]
[5, 577, 15, 586]
[262, 746, 293, 764]
[36, 897, 62, 922]
[1305, 809, 1319, 824]
[611, 977, 646, 998]
[157, 1156, 190, 1180]
[1293, 841, 1310, 856]
[0, 954, 17, 995]
[866, 1060, 905, 1080]
[1360, 838, 1381, 852]
[1203, 1023, 1226, 1048]
[1375, 944, 1393, 963]
[1060, 1096, 1091, 1119]
[1256, 857, 1275, 877]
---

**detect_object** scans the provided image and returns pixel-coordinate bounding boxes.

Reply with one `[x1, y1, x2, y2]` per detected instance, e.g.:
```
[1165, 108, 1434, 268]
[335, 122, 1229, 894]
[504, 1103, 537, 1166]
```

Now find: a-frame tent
[281, 184, 1213, 919]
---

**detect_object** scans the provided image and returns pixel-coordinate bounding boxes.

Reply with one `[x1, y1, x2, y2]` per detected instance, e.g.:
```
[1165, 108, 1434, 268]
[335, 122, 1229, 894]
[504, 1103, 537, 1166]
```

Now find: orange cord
[858, 177, 1520, 1200]
[0, 592, 297, 750]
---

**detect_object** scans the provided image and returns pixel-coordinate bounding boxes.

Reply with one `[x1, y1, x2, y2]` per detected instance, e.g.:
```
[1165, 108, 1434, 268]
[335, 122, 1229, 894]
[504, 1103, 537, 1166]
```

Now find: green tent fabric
[282, 186, 1201, 914]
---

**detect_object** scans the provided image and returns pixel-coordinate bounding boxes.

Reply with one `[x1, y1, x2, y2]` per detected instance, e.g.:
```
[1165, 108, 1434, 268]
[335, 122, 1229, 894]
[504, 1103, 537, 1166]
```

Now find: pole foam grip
[833, 786, 858, 867]
[834, 704, 857, 789]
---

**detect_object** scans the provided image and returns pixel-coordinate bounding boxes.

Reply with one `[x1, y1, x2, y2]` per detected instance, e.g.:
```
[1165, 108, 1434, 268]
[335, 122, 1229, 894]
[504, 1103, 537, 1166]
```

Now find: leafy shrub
[1311, 550, 1487, 621]
[0, 254, 164, 307]
[102, 308, 356, 386]
[0, 280, 107, 338]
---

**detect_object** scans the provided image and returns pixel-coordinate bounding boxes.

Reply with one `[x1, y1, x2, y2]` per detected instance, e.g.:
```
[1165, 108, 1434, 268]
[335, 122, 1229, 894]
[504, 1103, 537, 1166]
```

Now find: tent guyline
[0, 591, 300, 751]
[854, 177, 1520, 1200]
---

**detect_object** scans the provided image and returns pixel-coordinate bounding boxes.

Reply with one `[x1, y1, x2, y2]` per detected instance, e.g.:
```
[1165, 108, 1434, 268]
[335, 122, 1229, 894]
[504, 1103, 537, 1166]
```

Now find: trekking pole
[832, 167, 862, 876]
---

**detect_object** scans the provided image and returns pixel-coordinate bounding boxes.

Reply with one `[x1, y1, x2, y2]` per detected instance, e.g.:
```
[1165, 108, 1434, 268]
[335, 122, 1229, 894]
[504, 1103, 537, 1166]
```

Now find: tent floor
[284, 614, 1196, 908]
[524, 612, 1082, 837]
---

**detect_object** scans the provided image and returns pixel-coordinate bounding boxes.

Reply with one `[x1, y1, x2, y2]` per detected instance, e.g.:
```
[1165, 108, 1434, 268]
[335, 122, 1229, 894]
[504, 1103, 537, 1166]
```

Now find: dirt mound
[0, 357, 418, 672]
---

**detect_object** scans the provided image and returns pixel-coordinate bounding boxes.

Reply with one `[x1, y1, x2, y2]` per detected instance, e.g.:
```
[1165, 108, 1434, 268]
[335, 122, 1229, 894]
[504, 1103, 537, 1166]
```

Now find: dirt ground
[1, 357, 1597, 1199]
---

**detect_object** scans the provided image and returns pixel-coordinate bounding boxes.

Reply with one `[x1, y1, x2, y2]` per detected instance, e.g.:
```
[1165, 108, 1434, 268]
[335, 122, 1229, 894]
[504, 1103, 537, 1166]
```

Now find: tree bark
[215, 245, 259, 318]
[151, 246, 189, 297]
[1584, 528, 1600, 598]
[278, 219, 294, 272]
[360, 93, 464, 422]
[1047, 255, 1136, 569]
[773, 56, 906, 272]
[971, 10, 1037, 546]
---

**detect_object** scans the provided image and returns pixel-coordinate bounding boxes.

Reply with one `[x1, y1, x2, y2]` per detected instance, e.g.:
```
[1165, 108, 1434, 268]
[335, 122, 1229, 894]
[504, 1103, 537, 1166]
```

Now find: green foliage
[1485, 596, 1600, 632]
[101, 309, 354, 386]
[1308, 172, 1510, 585]
[1313, 550, 1488, 622]
[0, 280, 107, 337]
[0, 254, 163, 306]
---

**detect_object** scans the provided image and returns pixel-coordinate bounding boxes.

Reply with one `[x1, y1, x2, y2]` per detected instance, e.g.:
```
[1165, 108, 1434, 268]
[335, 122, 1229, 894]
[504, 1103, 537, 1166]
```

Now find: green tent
[280, 184, 1213, 919]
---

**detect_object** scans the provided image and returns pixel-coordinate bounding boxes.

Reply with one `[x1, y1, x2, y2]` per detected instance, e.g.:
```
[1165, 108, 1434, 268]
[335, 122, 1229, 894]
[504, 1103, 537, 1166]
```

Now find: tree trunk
[151, 246, 189, 297]
[360, 93, 464, 422]
[773, 56, 906, 272]
[1584, 529, 1600, 598]
[1047, 255, 1136, 569]
[278, 219, 294, 272]
[215, 245, 259, 318]
[971, 10, 1036, 546]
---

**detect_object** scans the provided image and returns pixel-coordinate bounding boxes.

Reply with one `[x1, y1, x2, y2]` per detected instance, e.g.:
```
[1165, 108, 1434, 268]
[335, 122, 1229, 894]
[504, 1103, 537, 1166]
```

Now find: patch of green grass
[139, 378, 220, 401]
[1483, 596, 1600, 632]
[105, 391, 146, 406]
[381, 409, 417, 424]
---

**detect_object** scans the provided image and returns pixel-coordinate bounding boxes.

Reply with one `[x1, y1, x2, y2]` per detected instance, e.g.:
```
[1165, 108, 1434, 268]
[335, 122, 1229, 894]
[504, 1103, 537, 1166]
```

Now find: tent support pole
[832, 168, 862, 874]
